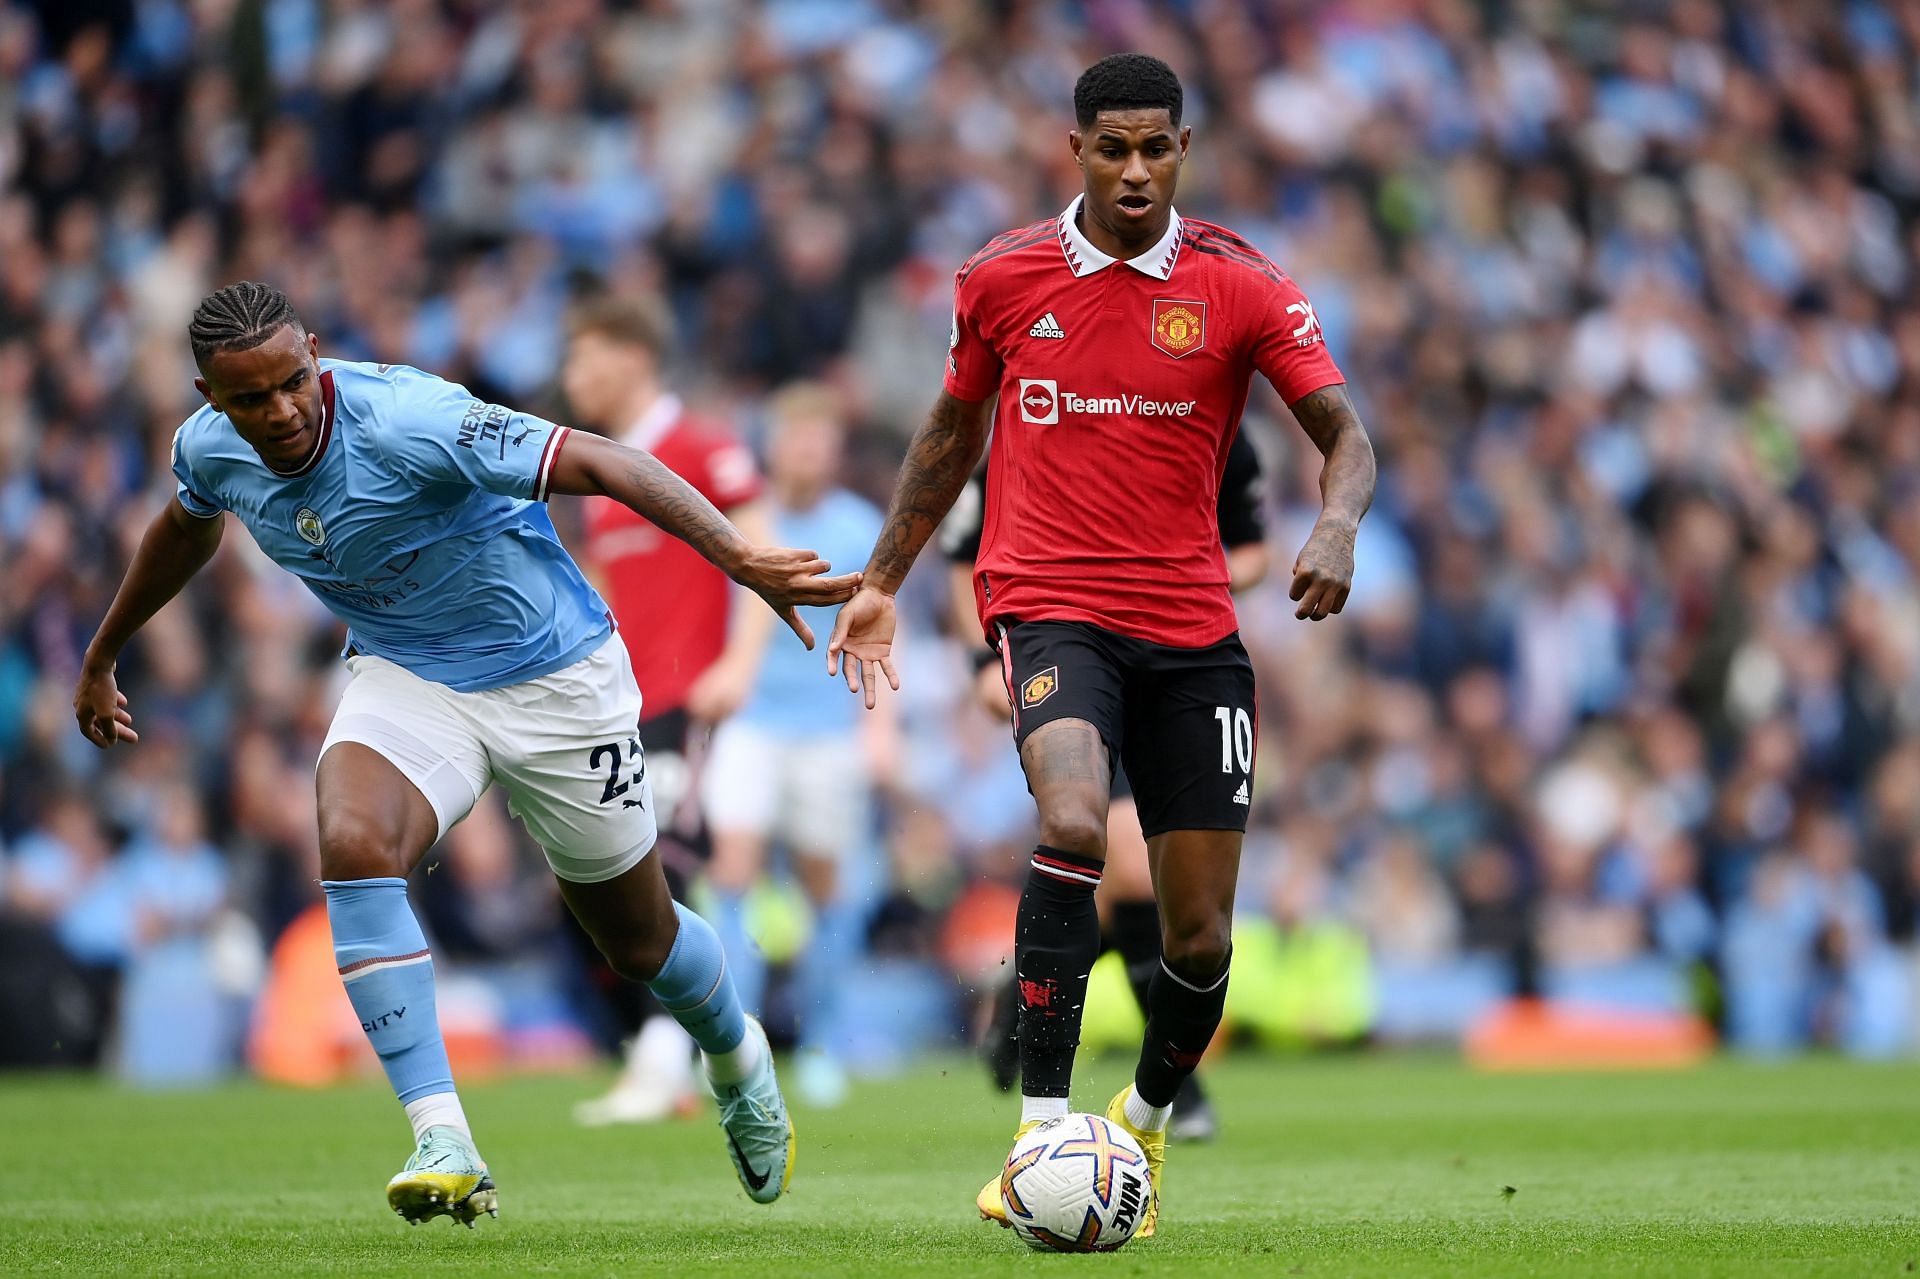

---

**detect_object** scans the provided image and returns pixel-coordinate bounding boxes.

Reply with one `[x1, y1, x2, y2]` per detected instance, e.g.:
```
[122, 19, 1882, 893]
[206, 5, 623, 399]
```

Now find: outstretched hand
[74, 664, 139, 748]
[732, 545, 861, 649]
[826, 585, 900, 710]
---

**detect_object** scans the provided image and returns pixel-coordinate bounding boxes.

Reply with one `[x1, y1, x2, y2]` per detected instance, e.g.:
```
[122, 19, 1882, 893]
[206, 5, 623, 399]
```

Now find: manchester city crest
[294, 506, 326, 546]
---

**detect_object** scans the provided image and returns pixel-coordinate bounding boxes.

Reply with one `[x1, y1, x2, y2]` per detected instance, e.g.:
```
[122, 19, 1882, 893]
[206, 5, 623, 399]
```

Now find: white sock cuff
[1124, 1088, 1171, 1133]
[404, 1092, 470, 1143]
[1020, 1095, 1070, 1125]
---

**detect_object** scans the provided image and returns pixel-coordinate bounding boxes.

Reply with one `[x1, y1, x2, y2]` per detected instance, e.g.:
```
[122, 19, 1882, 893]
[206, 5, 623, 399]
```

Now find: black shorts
[993, 619, 1257, 838]
[635, 707, 710, 879]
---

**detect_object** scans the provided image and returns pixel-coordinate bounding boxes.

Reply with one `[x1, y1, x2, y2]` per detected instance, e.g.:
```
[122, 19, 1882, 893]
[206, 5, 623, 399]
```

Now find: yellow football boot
[1105, 1086, 1165, 1238]
[977, 1119, 1044, 1225]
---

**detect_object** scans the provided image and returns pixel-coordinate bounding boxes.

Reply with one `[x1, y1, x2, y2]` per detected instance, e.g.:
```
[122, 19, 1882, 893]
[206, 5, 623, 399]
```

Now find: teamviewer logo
[1018, 378, 1059, 425]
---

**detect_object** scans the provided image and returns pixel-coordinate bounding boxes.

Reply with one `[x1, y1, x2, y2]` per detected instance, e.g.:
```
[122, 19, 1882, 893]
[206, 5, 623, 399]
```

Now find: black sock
[1016, 845, 1105, 1099]
[981, 973, 1021, 1092]
[1134, 949, 1230, 1108]
[1109, 899, 1162, 1017]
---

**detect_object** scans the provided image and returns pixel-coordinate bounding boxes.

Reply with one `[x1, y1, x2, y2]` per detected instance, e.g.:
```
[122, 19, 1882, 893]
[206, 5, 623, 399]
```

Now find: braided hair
[188, 281, 303, 367]
[1072, 53, 1183, 130]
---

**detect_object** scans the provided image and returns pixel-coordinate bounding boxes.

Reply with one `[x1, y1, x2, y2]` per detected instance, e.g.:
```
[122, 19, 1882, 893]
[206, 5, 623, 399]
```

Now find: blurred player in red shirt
[829, 54, 1377, 1237]
[561, 294, 775, 1125]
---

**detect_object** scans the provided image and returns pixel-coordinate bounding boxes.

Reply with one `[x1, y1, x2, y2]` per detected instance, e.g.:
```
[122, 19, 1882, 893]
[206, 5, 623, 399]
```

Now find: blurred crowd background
[4, 0, 1920, 1095]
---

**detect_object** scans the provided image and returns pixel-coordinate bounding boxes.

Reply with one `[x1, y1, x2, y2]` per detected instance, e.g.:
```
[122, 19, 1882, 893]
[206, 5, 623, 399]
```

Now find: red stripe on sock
[337, 948, 430, 976]
[1032, 868, 1099, 888]
[1033, 853, 1103, 879]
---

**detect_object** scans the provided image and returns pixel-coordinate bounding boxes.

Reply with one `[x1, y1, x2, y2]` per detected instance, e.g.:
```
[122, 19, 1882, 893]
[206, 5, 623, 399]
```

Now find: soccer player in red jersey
[946, 429, 1270, 1142]
[828, 53, 1377, 1237]
[561, 295, 775, 1126]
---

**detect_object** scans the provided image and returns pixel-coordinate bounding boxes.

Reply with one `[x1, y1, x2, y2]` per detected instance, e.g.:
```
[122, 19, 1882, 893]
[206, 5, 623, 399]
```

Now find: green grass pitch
[3, 1053, 1917, 1276]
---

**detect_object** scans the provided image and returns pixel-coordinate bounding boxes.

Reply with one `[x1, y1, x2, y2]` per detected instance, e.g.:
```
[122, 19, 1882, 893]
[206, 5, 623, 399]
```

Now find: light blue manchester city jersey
[171, 359, 610, 692]
[739, 488, 884, 736]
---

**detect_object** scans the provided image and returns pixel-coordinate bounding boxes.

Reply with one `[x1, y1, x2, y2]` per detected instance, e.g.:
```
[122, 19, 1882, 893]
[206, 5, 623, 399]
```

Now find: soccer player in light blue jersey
[72, 282, 851, 1225]
[701, 383, 887, 1108]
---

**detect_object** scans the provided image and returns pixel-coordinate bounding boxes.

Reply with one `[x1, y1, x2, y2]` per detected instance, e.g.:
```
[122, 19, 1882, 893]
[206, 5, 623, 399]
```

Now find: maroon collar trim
[268, 369, 336, 479]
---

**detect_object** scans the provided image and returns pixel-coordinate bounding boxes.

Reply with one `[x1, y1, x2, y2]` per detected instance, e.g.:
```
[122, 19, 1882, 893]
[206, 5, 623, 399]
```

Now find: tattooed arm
[865, 390, 996, 592]
[828, 389, 995, 706]
[549, 431, 859, 648]
[1286, 383, 1376, 621]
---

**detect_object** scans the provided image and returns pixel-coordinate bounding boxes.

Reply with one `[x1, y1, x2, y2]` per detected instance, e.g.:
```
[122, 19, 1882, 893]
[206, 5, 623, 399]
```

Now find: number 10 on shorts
[1214, 706, 1253, 774]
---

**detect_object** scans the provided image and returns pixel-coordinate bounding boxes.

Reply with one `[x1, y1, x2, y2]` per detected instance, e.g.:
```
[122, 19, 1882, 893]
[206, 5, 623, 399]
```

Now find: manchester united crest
[1021, 666, 1059, 709]
[1151, 299, 1207, 358]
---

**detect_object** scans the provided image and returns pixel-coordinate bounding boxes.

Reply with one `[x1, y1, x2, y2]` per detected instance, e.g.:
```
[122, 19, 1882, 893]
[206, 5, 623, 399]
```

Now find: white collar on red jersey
[620, 392, 684, 453]
[1056, 195, 1184, 280]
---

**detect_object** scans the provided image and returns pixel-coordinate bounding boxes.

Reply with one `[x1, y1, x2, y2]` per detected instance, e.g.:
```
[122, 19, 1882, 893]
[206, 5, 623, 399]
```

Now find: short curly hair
[1073, 53, 1183, 131]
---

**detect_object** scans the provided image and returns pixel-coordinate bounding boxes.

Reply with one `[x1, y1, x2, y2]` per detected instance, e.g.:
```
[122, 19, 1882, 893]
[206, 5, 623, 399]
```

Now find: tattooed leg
[1020, 719, 1112, 857]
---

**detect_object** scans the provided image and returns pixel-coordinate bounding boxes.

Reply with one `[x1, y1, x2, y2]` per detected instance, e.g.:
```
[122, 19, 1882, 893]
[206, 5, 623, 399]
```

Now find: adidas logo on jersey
[1232, 780, 1250, 806]
[1028, 311, 1066, 339]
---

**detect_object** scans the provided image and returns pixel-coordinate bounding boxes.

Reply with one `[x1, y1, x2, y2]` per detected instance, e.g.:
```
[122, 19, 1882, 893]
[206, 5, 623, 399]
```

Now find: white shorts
[700, 719, 871, 860]
[320, 633, 656, 884]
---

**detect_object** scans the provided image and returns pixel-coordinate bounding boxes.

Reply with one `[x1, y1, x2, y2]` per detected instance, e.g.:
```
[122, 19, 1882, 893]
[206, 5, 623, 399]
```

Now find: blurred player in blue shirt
[701, 383, 886, 1107]
[73, 283, 852, 1224]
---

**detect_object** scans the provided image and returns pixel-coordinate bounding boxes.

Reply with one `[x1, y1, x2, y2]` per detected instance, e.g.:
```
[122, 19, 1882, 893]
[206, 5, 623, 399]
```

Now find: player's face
[562, 332, 653, 431]
[195, 325, 325, 472]
[1070, 109, 1190, 247]
[769, 414, 842, 498]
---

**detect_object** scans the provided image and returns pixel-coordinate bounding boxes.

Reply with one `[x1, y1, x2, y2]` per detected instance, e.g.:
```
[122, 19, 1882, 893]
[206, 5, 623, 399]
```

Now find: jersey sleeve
[1247, 272, 1344, 405]
[943, 267, 1003, 402]
[1216, 430, 1266, 549]
[695, 435, 763, 511]
[375, 366, 572, 500]
[170, 427, 223, 519]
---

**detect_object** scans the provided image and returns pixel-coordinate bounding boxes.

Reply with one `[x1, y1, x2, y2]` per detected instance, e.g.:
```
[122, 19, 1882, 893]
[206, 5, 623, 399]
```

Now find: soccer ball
[999, 1113, 1153, 1252]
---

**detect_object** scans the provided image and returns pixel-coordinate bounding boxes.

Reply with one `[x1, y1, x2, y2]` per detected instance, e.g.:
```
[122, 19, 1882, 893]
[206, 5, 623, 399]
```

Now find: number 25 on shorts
[589, 737, 646, 808]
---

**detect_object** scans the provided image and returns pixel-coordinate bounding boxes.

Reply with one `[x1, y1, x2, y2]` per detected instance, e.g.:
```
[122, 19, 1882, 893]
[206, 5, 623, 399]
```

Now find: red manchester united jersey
[583, 395, 762, 718]
[945, 196, 1343, 648]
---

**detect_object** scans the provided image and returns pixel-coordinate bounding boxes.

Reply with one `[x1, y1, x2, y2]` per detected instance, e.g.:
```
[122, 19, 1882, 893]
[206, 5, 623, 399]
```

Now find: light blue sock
[796, 895, 860, 1055]
[323, 878, 454, 1105]
[707, 890, 768, 1016]
[650, 902, 747, 1055]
